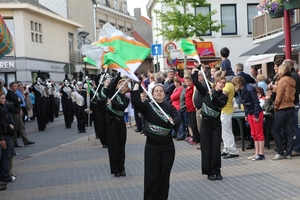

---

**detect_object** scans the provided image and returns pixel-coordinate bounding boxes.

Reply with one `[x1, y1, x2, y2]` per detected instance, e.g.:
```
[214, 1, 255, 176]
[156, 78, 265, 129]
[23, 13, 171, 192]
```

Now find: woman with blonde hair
[271, 64, 295, 160]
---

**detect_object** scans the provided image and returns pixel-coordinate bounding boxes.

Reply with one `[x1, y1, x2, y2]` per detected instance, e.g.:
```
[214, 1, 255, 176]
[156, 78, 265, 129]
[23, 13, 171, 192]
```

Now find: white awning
[245, 53, 277, 66]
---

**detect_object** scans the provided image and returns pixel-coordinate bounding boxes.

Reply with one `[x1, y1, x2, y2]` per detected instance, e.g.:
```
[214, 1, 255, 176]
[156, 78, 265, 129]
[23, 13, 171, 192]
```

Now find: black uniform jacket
[131, 90, 180, 140]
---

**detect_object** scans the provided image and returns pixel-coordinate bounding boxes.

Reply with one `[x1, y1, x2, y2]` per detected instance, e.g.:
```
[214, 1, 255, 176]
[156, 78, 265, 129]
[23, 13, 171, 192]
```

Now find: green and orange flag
[180, 38, 201, 64]
[80, 23, 150, 81]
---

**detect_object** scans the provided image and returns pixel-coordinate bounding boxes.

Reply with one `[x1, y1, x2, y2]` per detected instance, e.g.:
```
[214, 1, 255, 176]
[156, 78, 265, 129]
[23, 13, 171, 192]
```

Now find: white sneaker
[11, 176, 16, 182]
[272, 154, 285, 160]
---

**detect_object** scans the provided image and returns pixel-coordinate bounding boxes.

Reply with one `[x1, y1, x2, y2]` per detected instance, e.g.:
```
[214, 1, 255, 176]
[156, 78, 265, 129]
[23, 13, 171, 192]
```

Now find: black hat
[63, 74, 70, 82]
[36, 70, 43, 81]
[77, 71, 84, 86]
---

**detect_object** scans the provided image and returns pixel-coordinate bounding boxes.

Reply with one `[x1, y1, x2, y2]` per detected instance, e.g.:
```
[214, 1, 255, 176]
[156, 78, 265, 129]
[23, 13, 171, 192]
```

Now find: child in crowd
[232, 76, 265, 161]
[220, 47, 235, 80]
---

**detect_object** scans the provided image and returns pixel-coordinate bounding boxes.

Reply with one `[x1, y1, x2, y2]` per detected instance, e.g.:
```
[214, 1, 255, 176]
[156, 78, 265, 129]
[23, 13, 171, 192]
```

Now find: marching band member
[30, 71, 48, 131]
[59, 74, 74, 129]
[131, 81, 180, 200]
[92, 73, 111, 148]
[46, 73, 56, 123]
[71, 72, 87, 133]
[90, 73, 101, 139]
[106, 73, 130, 177]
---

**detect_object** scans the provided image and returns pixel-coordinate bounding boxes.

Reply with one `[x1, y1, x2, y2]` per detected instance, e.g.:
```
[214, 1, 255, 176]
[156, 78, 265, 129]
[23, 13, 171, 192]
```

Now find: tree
[154, 0, 223, 69]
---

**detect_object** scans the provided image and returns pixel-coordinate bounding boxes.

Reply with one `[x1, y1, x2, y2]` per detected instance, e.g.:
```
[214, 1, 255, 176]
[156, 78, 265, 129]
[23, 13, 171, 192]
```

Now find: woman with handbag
[131, 82, 180, 200]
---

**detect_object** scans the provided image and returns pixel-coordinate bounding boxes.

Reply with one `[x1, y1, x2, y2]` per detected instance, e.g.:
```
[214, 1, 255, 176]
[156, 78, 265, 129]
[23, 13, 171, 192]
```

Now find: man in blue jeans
[283, 60, 300, 156]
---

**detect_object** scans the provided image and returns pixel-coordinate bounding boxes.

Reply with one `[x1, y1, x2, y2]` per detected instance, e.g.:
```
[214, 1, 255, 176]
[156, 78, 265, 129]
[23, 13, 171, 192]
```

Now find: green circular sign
[64, 63, 76, 74]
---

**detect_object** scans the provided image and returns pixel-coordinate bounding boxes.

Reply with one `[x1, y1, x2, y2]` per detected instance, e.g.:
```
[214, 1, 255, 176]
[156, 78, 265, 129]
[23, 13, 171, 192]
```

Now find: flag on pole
[180, 38, 200, 63]
[80, 23, 150, 82]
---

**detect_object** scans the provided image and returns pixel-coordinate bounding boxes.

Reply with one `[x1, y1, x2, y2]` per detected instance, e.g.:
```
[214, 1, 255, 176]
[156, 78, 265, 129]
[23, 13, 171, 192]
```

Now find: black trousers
[107, 116, 127, 174]
[134, 108, 142, 131]
[62, 98, 73, 128]
[189, 111, 200, 142]
[144, 138, 175, 200]
[75, 105, 86, 132]
[91, 104, 99, 137]
[98, 110, 107, 145]
[48, 95, 55, 122]
[200, 116, 222, 176]
[35, 97, 47, 130]
[54, 97, 60, 118]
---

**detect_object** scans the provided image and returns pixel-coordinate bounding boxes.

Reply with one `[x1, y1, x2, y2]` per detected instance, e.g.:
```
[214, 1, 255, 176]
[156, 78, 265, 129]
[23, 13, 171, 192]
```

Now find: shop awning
[240, 22, 300, 56]
[245, 53, 277, 66]
[0, 15, 14, 58]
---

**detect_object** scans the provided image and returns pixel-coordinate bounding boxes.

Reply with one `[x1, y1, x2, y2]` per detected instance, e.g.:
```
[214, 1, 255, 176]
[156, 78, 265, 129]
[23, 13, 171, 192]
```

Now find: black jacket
[5, 90, 21, 114]
[236, 72, 256, 84]
[106, 75, 130, 118]
[238, 84, 262, 118]
[191, 71, 228, 120]
[291, 68, 300, 105]
[131, 90, 180, 140]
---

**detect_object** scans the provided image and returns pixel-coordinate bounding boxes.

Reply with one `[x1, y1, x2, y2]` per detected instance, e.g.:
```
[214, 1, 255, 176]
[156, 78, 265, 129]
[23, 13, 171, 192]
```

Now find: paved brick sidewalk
[2, 126, 300, 200]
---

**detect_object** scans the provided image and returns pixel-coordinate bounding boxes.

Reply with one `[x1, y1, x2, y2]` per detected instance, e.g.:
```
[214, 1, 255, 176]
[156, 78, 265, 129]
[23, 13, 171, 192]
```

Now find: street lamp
[78, 31, 89, 75]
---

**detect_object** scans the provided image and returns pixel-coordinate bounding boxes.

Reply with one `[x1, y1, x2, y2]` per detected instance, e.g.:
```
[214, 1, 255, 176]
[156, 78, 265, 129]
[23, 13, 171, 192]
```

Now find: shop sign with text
[0, 61, 14, 69]
[194, 41, 216, 58]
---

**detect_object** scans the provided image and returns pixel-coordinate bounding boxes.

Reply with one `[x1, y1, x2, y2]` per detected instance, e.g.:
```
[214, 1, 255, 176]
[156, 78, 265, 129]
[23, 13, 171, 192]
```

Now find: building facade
[39, 0, 136, 77]
[146, 0, 259, 74]
[0, 1, 82, 85]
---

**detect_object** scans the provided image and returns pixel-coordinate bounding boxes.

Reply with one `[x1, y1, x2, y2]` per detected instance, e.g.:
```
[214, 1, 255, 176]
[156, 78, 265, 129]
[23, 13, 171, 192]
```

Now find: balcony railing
[252, 13, 284, 40]
[252, 10, 300, 41]
[69, 51, 83, 64]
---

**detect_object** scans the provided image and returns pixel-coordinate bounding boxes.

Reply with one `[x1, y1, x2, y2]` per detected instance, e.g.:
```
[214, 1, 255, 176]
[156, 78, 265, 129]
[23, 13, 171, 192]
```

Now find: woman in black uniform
[106, 74, 130, 177]
[131, 82, 180, 200]
[191, 67, 228, 181]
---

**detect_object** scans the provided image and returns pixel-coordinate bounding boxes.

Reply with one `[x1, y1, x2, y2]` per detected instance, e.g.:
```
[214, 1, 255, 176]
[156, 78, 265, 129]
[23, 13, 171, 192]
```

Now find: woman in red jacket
[170, 77, 184, 140]
[185, 75, 200, 145]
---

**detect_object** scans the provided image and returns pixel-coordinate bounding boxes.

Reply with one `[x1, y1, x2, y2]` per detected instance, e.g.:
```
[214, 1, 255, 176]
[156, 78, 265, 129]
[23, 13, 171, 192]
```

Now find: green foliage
[154, 0, 224, 41]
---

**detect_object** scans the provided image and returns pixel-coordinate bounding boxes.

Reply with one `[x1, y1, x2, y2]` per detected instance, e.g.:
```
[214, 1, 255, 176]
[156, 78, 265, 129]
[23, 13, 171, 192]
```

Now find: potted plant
[283, 0, 300, 10]
[257, 0, 284, 19]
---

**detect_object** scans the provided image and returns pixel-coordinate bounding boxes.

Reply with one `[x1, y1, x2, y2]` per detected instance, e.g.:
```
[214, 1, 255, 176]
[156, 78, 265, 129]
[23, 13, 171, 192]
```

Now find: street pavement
[2, 116, 300, 200]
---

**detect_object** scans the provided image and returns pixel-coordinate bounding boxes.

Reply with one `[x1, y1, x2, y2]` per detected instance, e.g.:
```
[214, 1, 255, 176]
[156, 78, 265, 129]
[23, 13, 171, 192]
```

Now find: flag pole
[86, 76, 91, 127]
[139, 84, 175, 126]
[110, 78, 129, 101]
[199, 65, 211, 92]
[92, 68, 108, 100]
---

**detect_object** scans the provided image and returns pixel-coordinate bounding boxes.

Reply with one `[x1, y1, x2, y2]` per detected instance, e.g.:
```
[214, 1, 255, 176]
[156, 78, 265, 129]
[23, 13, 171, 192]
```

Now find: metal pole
[93, 4, 97, 42]
[110, 78, 129, 101]
[284, 10, 292, 59]
[156, 56, 159, 72]
[92, 68, 108, 100]
[83, 37, 87, 75]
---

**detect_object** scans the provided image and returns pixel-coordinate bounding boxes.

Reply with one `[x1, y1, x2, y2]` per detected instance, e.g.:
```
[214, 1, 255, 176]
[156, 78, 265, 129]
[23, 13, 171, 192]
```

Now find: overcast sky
[127, 0, 148, 17]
